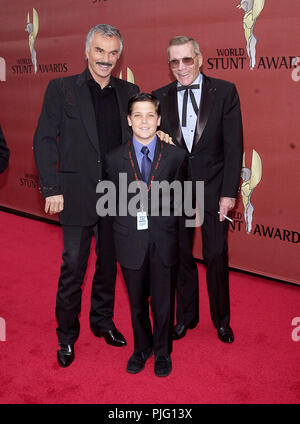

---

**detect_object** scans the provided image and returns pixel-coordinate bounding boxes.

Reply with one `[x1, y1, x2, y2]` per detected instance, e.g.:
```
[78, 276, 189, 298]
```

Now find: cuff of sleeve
[40, 185, 62, 199]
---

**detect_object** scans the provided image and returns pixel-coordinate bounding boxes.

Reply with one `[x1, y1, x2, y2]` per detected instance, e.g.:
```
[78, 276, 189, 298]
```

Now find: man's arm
[33, 79, 63, 197]
[33, 79, 64, 214]
[0, 125, 10, 174]
[175, 152, 188, 185]
[219, 83, 243, 221]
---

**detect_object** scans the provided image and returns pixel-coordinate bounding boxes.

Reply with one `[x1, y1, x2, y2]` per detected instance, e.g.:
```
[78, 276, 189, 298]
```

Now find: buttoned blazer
[153, 74, 243, 211]
[105, 139, 187, 270]
[33, 69, 139, 225]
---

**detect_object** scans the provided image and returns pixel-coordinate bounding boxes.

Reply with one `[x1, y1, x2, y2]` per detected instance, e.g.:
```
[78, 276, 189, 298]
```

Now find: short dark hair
[128, 92, 161, 116]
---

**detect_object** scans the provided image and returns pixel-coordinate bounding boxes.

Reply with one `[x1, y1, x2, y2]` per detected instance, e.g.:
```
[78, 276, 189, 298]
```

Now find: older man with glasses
[153, 36, 243, 345]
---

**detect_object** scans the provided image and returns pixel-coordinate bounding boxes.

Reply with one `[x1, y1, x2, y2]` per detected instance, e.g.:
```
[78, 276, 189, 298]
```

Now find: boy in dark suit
[104, 93, 187, 377]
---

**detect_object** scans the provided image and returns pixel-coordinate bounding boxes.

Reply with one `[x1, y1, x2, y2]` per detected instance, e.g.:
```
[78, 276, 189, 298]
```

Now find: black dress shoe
[218, 326, 234, 343]
[172, 319, 198, 340]
[57, 344, 74, 368]
[126, 347, 153, 374]
[92, 327, 127, 347]
[154, 355, 172, 377]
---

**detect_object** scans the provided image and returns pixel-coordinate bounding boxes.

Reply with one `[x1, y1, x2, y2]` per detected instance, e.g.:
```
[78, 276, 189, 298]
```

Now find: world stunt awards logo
[207, 1, 300, 72]
[10, 8, 68, 76]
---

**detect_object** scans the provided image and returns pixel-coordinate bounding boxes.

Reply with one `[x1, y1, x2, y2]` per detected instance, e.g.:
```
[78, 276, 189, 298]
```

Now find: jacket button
[189, 155, 194, 159]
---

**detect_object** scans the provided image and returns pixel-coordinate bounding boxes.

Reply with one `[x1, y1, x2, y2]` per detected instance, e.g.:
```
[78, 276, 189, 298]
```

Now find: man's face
[86, 32, 121, 85]
[168, 41, 202, 86]
[128, 101, 161, 145]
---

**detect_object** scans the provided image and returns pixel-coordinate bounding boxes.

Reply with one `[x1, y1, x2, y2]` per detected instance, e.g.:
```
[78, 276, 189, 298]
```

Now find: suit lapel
[110, 76, 130, 144]
[150, 138, 167, 182]
[75, 71, 100, 154]
[192, 74, 216, 150]
[125, 138, 166, 184]
[124, 140, 144, 182]
[165, 82, 186, 149]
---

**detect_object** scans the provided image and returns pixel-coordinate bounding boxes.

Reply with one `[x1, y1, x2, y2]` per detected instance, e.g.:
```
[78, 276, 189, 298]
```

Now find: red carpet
[0, 210, 299, 404]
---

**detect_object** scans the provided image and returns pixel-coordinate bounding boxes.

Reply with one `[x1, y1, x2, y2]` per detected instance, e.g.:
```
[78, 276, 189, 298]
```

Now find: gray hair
[167, 36, 201, 58]
[85, 24, 123, 57]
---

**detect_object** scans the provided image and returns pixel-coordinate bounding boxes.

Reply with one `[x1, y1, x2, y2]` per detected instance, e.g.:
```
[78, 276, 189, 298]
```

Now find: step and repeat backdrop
[0, 0, 299, 284]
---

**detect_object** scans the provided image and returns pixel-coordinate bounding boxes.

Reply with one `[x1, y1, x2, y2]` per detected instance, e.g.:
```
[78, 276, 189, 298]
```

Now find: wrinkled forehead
[93, 33, 120, 46]
[87, 32, 121, 54]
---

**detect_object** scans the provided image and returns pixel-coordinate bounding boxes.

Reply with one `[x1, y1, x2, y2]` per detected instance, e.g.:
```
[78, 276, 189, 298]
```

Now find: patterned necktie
[141, 146, 152, 183]
[177, 84, 200, 127]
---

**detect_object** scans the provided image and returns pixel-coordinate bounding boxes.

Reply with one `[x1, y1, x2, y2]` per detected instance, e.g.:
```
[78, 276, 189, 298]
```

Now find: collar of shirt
[132, 135, 157, 172]
[177, 72, 203, 90]
[86, 67, 112, 89]
[177, 73, 202, 153]
[177, 72, 202, 111]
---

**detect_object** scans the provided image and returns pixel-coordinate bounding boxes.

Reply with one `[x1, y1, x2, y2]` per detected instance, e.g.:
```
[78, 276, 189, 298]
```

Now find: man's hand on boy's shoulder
[156, 130, 174, 145]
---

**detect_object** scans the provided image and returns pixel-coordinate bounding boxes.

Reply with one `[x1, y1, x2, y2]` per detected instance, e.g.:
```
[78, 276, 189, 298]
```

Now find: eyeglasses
[168, 55, 198, 69]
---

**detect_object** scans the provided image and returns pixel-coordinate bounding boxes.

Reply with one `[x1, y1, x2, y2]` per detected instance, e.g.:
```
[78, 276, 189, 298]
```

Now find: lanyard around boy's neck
[128, 139, 164, 194]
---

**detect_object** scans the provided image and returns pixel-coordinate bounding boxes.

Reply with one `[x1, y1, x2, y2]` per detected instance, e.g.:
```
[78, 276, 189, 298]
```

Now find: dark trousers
[176, 210, 230, 330]
[121, 243, 176, 357]
[56, 216, 116, 344]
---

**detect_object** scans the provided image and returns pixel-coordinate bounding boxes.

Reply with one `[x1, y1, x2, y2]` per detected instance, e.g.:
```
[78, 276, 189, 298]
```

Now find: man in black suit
[153, 36, 243, 343]
[34, 24, 139, 367]
[104, 93, 187, 377]
[0, 125, 10, 173]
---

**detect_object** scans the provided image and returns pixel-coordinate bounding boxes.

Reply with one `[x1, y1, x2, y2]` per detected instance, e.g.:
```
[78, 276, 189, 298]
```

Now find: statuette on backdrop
[237, 0, 265, 70]
[119, 67, 135, 83]
[241, 150, 262, 234]
[25, 8, 39, 73]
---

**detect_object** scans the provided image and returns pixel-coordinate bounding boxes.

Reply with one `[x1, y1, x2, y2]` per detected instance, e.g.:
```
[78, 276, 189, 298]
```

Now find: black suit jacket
[0, 125, 10, 174]
[153, 74, 243, 211]
[105, 139, 187, 270]
[33, 68, 139, 226]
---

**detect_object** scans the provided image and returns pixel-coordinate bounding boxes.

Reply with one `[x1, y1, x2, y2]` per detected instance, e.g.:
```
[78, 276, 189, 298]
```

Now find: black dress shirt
[87, 70, 122, 162]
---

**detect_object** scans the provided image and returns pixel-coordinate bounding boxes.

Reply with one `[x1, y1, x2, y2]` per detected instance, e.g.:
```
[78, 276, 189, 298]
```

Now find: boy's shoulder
[107, 139, 187, 164]
[161, 140, 187, 160]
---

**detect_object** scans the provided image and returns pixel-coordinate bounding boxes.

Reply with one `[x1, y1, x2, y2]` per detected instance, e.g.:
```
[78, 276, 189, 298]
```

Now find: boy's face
[128, 101, 161, 145]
